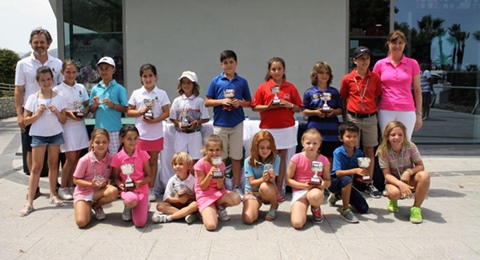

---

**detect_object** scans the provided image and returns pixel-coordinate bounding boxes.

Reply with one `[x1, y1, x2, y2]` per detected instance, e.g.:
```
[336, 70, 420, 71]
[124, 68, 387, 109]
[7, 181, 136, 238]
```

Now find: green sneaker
[340, 208, 359, 223]
[410, 206, 423, 224]
[328, 193, 339, 206]
[387, 199, 399, 213]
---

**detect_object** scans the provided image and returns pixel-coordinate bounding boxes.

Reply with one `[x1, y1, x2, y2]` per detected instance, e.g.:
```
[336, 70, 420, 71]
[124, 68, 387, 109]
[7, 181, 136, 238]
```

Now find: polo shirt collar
[221, 72, 238, 81]
[99, 79, 117, 89]
[338, 145, 359, 158]
[88, 151, 111, 164]
[181, 94, 197, 100]
[352, 69, 373, 79]
[140, 85, 159, 94]
[387, 55, 407, 65]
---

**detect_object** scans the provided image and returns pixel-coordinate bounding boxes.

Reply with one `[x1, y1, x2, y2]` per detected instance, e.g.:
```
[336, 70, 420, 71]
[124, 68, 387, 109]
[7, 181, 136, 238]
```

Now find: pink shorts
[138, 137, 164, 152]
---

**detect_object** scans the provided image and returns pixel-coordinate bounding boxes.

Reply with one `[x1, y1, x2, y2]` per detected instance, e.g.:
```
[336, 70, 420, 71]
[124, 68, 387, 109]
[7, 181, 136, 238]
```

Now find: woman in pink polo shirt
[373, 30, 423, 140]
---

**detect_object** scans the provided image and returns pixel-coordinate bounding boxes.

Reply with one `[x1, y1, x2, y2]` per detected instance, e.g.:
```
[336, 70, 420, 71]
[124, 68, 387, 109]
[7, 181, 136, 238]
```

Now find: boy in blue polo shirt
[328, 122, 369, 223]
[205, 50, 252, 196]
[89, 56, 128, 154]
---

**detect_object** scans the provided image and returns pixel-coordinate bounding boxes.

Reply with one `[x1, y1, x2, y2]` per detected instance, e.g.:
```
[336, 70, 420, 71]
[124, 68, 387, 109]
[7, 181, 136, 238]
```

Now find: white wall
[124, 0, 348, 117]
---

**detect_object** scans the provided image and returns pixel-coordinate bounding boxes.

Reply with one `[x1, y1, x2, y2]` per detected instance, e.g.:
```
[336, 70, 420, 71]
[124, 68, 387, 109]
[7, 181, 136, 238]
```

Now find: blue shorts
[31, 133, 65, 147]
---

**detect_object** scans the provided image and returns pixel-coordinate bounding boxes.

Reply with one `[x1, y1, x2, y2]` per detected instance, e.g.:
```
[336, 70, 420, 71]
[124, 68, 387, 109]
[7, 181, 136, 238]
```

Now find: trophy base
[308, 178, 322, 186]
[222, 105, 235, 111]
[73, 111, 84, 119]
[212, 171, 223, 178]
[272, 100, 281, 106]
[355, 175, 370, 182]
[124, 182, 135, 191]
[144, 113, 154, 119]
[320, 108, 332, 113]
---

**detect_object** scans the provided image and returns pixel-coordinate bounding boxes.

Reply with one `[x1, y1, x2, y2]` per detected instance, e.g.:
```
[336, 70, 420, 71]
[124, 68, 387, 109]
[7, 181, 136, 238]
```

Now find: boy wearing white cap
[89, 56, 128, 154]
[170, 71, 210, 163]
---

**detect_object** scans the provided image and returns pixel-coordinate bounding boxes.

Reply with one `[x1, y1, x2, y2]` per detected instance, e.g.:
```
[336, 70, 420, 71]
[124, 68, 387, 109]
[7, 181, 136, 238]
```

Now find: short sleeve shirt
[163, 173, 196, 202]
[24, 92, 67, 136]
[170, 94, 210, 132]
[111, 147, 151, 194]
[53, 81, 89, 123]
[378, 143, 422, 179]
[290, 153, 330, 191]
[331, 145, 365, 177]
[89, 80, 128, 131]
[340, 69, 382, 114]
[244, 154, 280, 191]
[73, 151, 112, 202]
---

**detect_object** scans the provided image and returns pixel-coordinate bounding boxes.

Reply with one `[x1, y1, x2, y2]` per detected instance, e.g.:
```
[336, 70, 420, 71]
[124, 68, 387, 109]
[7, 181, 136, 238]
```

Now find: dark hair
[264, 57, 286, 81]
[338, 122, 360, 137]
[29, 27, 53, 45]
[177, 79, 200, 96]
[139, 63, 158, 77]
[35, 66, 54, 82]
[310, 61, 333, 86]
[62, 59, 79, 71]
[117, 125, 140, 152]
[220, 50, 237, 62]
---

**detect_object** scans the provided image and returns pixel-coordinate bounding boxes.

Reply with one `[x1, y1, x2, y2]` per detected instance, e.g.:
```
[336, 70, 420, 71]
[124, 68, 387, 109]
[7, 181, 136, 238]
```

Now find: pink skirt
[138, 137, 163, 152]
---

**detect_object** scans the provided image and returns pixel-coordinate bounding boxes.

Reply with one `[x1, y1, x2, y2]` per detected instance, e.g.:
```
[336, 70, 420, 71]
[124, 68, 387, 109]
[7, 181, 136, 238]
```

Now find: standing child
[127, 63, 170, 202]
[340, 46, 382, 198]
[89, 56, 128, 154]
[205, 50, 252, 196]
[111, 125, 152, 228]
[19, 66, 67, 217]
[194, 135, 242, 231]
[376, 121, 430, 223]
[170, 71, 210, 163]
[302, 61, 342, 161]
[151, 152, 198, 224]
[54, 60, 90, 200]
[73, 129, 119, 228]
[328, 122, 370, 223]
[251, 57, 303, 202]
[286, 129, 331, 228]
[242, 130, 280, 224]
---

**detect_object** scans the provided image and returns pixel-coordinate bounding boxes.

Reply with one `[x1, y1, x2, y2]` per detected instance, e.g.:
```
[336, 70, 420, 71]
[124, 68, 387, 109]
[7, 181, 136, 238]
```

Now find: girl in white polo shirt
[127, 63, 170, 202]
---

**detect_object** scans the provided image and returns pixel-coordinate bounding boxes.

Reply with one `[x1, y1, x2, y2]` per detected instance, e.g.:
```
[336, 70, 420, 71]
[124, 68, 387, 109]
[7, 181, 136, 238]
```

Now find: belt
[347, 111, 377, 119]
[182, 129, 201, 134]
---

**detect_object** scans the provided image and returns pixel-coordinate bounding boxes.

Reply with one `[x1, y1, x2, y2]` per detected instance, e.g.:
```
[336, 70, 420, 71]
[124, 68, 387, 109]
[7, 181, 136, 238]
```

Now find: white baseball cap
[178, 71, 198, 82]
[97, 56, 116, 68]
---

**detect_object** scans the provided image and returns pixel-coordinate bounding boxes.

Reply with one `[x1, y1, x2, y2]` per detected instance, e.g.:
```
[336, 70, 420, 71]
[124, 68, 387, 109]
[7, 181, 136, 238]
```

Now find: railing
[433, 84, 480, 114]
[0, 83, 15, 94]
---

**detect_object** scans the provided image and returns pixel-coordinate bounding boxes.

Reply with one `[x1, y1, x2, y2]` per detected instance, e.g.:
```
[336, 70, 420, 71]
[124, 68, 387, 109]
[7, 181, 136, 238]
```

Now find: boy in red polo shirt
[339, 46, 382, 198]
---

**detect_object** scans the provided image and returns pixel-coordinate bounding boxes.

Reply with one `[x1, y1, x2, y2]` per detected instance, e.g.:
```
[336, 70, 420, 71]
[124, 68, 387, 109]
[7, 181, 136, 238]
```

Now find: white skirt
[61, 120, 89, 152]
[264, 125, 297, 150]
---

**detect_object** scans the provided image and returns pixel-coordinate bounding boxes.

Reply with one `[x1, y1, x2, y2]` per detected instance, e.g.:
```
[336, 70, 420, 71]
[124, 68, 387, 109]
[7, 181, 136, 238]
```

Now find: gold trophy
[320, 93, 332, 113]
[356, 157, 371, 181]
[120, 164, 135, 191]
[211, 157, 223, 178]
[223, 89, 235, 111]
[143, 99, 154, 119]
[309, 161, 323, 185]
[271, 86, 281, 105]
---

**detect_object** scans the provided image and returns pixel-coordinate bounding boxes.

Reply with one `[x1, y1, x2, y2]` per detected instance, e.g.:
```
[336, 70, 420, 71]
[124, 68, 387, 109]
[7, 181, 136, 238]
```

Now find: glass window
[63, 0, 123, 90]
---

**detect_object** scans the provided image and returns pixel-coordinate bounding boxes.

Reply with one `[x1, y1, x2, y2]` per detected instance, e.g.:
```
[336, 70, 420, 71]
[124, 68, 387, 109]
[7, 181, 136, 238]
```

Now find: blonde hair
[301, 128, 322, 153]
[376, 121, 412, 156]
[89, 128, 110, 151]
[202, 134, 223, 154]
[171, 152, 193, 171]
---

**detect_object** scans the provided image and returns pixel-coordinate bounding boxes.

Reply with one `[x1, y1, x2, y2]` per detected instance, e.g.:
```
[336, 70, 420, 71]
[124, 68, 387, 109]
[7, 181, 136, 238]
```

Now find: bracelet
[406, 168, 413, 175]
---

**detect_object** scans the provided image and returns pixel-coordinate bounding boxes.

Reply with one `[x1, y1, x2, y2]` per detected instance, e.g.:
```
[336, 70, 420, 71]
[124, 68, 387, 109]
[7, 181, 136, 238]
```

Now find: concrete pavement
[1, 116, 480, 259]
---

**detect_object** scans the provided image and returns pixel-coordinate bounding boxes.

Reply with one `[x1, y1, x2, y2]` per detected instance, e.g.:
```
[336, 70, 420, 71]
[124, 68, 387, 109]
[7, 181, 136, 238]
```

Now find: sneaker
[382, 190, 388, 197]
[311, 206, 324, 223]
[217, 205, 230, 221]
[233, 186, 243, 198]
[122, 205, 132, 221]
[68, 186, 75, 195]
[148, 188, 156, 202]
[58, 187, 73, 200]
[340, 208, 359, 223]
[387, 199, 399, 213]
[185, 213, 198, 224]
[151, 212, 171, 223]
[328, 193, 339, 206]
[410, 206, 423, 224]
[92, 203, 106, 220]
[365, 184, 382, 198]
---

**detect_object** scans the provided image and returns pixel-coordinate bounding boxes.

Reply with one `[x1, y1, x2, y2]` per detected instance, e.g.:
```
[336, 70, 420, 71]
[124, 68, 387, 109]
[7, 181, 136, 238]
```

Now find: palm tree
[448, 24, 470, 70]
[417, 15, 445, 65]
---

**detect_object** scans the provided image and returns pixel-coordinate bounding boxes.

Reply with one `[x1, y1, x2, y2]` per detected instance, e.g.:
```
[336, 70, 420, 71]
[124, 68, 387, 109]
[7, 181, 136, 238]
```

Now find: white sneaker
[217, 205, 230, 221]
[151, 212, 171, 223]
[148, 188, 156, 202]
[122, 205, 132, 221]
[185, 213, 198, 224]
[92, 204, 106, 220]
[58, 187, 73, 200]
[68, 186, 75, 195]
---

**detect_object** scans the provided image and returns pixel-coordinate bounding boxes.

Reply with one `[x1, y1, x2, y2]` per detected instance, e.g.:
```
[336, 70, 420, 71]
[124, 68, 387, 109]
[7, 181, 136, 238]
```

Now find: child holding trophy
[285, 129, 331, 228]
[111, 125, 152, 228]
[73, 129, 119, 228]
[251, 57, 303, 203]
[193, 134, 242, 231]
[170, 71, 210, 163]
[376, 121, 430, 224]
[328, 122, 369, 223]
[54, 60, 90, 200]
[151, 152, 198, 224]
[242, 130, 280, 224]
[127, 63, 170, 202]
[302, 61, 342, 161]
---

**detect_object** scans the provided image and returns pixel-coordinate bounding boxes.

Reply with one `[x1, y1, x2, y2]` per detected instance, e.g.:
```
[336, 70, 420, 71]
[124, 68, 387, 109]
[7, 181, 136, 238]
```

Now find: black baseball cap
[353, 46, 371, 58]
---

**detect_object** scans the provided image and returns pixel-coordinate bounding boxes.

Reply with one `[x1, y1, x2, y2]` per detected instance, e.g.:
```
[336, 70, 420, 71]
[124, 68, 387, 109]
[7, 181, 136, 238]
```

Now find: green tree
[416, 15, 445, 65]
[448, 23, 470, 70]
[0, 48, 20, 84]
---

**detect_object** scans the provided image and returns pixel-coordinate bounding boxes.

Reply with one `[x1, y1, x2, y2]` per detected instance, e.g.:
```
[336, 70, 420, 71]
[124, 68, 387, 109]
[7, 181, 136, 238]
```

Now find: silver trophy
[211, 157, 223, 178]
[174, 183, 187, 196]
[320, 93, 332, 113]
[309, 161, 323, 185]
[357, 157, 371, 181]
[143, 99, 154, 119]
[73, 101, 84, 118]
[263, 163, 274, 181]
[120, 164, 135, 191]
[223, 89, 236, 111]
[271, 86, 281, 105]
[180, 109, 190, 128]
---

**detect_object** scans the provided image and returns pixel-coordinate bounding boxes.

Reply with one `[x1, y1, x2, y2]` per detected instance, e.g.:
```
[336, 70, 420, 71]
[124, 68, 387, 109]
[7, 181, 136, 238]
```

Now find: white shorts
[265, 126, 297, 150]
[73, 192, 94, 204]
[291, 189, 308, 205]
[174, 131, 203, 160]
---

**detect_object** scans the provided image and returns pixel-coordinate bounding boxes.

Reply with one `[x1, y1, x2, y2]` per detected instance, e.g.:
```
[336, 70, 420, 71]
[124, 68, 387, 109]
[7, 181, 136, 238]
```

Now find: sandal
[265, 209, 277, 221]
[276, 193, 286, 202]
[50, 196, 65, 207]
[19, 204, 34, 217]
